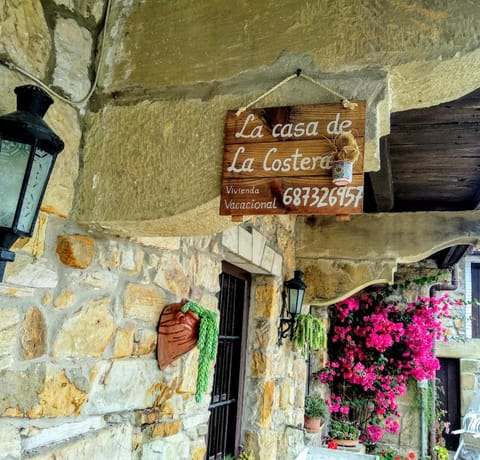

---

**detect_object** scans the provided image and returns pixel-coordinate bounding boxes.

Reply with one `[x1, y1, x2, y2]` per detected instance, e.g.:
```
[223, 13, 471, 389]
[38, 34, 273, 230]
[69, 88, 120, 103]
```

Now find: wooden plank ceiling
[365, 88, 480, 267]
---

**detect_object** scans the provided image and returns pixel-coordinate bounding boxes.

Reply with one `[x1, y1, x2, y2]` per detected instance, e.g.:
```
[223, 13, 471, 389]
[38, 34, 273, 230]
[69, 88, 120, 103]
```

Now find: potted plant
[292, 313, 327, 357]
[329, 419, 361, 446]
[304, 394, 329, 433]
[330, 132, 360, 186]
[376, 447, 416, 460]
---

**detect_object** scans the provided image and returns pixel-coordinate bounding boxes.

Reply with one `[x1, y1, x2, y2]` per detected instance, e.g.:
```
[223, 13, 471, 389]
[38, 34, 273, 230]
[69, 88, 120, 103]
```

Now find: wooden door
[437, 358, 461, 451]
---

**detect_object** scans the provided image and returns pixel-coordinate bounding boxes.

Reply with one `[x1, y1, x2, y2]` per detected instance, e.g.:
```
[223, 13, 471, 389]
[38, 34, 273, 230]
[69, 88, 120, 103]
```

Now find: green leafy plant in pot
[329, 419, 361, 446]
[304, 394, 329, 433]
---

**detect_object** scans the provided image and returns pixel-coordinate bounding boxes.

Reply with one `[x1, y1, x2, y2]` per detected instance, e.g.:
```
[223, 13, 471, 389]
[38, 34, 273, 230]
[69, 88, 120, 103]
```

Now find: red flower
[407, 452, 415, 459]
[327, 440, 338, 450]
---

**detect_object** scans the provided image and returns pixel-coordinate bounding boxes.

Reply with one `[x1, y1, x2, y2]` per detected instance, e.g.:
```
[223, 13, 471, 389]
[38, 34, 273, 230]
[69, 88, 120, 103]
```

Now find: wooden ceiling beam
[471, 187, 480, 210]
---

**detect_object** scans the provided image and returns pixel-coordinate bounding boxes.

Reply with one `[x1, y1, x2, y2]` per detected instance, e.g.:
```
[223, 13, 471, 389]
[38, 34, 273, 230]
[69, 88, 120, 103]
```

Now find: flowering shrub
[317, 286, 456, 444]
[377, 447, 415, 460]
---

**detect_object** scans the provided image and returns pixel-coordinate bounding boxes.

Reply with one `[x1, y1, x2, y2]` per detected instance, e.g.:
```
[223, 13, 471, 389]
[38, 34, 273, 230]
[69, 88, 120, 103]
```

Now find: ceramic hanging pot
[331, 160, 353, 186]
[157, 299, 200, 369]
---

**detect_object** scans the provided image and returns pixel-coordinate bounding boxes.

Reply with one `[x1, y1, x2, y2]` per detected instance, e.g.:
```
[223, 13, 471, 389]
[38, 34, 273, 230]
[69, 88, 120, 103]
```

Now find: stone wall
[75, 0, 480, 238]
[436, 253, 480, 420]
[4, 1, 480, 459]
[0, 2, 309, 459]
[1, 208, 307, 460]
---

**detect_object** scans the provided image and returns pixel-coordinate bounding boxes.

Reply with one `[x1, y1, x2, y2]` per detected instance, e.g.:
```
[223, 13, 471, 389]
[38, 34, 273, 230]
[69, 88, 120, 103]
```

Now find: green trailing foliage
[181, 300, 219, 402]
[392, 274, 441, 290]
[292, 313, 327, 357]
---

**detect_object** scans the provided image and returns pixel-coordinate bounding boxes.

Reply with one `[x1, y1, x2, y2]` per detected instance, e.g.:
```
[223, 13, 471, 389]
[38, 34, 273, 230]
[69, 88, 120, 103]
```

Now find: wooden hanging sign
[219, 101, 365, 218]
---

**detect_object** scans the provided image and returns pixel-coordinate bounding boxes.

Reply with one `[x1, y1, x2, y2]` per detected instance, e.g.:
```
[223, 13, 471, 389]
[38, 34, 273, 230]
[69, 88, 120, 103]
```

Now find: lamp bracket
[0, 249, 15, 262]
[0, 248, 15, 282]
[277, 314, 297, 346]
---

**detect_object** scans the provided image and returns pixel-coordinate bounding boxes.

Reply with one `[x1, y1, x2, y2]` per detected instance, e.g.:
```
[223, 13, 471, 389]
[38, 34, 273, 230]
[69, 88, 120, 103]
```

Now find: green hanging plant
[181, 300, 219, 402]
[292, 313, 327, 357]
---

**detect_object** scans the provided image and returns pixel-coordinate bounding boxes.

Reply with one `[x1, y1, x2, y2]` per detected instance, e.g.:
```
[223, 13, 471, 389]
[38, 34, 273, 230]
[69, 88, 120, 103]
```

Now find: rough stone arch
[297, 212, 480, 304]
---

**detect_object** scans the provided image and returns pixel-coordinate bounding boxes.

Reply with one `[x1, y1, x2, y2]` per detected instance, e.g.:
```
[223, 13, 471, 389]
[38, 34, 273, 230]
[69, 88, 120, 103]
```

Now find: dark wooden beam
[434, 244, 472, 269]
[471, 186, 480, 210]
[388, 122, 480, 145]
[368, 136, 394, 212]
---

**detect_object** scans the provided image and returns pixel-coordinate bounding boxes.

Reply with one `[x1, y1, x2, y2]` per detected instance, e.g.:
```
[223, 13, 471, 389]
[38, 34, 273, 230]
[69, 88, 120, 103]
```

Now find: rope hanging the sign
[235, 69, 358, 116]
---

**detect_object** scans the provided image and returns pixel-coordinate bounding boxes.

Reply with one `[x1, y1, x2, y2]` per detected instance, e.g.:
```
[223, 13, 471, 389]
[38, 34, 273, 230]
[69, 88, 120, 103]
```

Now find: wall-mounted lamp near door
[0, 85, 64, 281]
[278, 270, 307, 345]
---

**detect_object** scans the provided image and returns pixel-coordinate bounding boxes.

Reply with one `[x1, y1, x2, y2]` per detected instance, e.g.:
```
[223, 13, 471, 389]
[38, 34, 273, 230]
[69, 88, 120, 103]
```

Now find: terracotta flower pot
[157, 300, 200, 369]
[332, 438, 360, 447]
[304, 416, 323, 433]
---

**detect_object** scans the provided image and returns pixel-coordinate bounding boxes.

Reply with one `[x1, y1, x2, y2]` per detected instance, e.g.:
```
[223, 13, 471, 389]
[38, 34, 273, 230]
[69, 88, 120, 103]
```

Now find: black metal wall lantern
[0, 85, 64, 281]
[278, 270, 307, 345]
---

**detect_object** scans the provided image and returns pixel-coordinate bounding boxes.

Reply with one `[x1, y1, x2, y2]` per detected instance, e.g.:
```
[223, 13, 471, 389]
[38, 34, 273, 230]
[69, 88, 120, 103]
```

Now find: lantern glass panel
[287, 288, 305, 316]
[0, 140, 30, 229]
[17, 148, 53, 234]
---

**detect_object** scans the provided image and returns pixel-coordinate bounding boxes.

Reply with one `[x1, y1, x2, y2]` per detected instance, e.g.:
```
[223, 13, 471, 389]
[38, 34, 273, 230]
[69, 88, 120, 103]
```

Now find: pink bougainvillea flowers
[317, 287, 454, 443]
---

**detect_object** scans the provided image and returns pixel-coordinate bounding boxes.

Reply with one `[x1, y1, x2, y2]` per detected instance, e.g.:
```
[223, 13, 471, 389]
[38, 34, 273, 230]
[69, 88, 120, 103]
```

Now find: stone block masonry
[0, 211, 299, 459]
[0, 3, 303, 457]
[6, 1, 480, 458]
